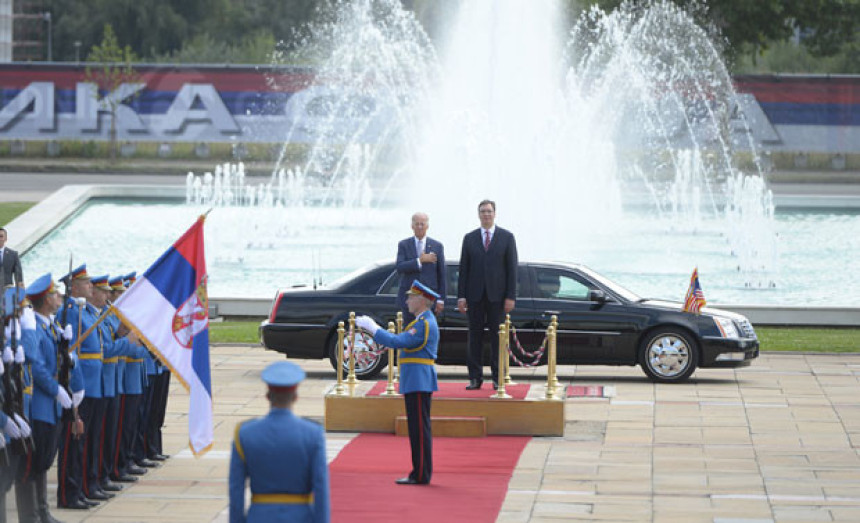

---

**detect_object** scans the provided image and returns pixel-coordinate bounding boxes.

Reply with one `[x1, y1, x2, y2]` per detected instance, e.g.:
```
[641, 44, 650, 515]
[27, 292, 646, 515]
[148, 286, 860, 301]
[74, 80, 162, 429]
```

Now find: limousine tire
[327, 329, 388, 380]
[639, 327, 699, 383]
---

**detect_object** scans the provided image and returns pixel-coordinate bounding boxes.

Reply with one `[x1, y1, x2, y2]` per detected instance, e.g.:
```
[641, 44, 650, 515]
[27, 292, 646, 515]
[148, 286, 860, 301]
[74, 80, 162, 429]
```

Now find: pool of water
[21, 199, 860, 306]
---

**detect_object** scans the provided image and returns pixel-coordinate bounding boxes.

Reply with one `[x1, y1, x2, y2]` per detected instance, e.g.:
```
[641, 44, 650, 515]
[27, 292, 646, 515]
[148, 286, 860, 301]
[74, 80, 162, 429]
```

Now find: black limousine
[259, 261, 759, 383]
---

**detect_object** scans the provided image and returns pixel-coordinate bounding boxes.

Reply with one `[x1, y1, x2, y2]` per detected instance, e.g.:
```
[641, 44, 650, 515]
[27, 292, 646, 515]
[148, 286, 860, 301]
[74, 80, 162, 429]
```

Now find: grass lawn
[0, 202, 35, 226]
[210, 320, 858, 353]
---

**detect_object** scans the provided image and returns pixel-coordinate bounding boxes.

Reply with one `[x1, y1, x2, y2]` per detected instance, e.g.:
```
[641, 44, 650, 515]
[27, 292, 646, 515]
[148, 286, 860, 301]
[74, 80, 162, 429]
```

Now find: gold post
[503, 313, 516, 386]
[393, 311, 403, 384]
[493, 323, 512, 399]
[333, 321, 347, 395]
[383, 322, 398, 396]
[550, 315, 560, 393]
[346, 312, 358, 386]
[545, 325, 558, 400]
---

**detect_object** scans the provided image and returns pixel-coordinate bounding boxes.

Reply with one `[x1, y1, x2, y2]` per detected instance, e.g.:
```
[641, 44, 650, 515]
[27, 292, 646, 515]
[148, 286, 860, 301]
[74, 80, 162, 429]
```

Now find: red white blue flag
[113, 216, 213, 456]
[683, 267, 707, 314]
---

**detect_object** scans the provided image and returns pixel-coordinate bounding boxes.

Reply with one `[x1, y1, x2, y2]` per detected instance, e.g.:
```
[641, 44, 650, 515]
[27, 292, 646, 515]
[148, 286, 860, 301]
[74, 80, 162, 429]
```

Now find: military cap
[25, 274, 57, 300]
[406, 279, 440, 301]
[124, 272, 137, 287]
[91, 274, 111, 290]
[60, 264, 90, 284]
[108, 276, 125, 291]
[261, 361, 305, 390]
[3, 287, 27, 317]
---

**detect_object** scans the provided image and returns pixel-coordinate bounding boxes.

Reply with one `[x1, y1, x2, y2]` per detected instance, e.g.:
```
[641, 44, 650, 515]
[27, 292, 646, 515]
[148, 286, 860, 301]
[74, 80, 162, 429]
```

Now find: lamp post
[43, 12, 52, 62]
[74, 41, 81, 63]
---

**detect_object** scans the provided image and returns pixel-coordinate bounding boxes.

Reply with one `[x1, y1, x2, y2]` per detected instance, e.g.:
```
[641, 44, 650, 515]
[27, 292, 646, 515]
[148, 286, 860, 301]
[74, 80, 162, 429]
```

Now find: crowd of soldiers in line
[0, 265, 170, 523]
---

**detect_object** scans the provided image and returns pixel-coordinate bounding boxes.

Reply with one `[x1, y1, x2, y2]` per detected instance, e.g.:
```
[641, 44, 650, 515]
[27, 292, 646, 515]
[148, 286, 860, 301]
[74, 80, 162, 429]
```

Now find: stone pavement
[6, 347, 860, 522]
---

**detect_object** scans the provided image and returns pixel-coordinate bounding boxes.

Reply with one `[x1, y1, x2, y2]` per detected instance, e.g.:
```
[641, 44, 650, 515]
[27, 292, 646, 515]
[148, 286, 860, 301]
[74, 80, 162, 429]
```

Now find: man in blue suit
[357, 280, 439, 485]
[395, 212, 446, 324]
[229, 361, 330, 523]
[457, 199, 518, 390]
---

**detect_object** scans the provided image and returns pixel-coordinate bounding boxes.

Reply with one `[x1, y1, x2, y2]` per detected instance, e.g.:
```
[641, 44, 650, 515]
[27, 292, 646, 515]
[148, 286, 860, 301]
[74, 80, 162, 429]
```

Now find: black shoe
[127, 466, 147, 475]
[111, 474, 138, 483]
[465, 380, 482, 390]
[136, 459, 158, 468]
[58, 499, 91, 510]
[83, 489, 110, 500]
[80, 497, 100, 507]
[102, 480, 123, 492]
[395, 477, 420, 485]
[148, 453, 168, 461]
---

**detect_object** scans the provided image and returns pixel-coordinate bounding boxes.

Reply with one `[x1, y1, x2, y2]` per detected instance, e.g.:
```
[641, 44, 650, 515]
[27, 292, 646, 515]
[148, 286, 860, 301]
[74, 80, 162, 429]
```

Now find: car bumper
[700, 337, 759, 368]
[259, 321, 328, 359]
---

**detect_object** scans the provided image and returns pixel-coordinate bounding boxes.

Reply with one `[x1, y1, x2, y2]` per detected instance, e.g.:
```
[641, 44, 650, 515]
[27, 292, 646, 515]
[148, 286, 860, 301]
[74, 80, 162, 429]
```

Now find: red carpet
[366, 381, 531, 399]
[566, 385, 605, 397]
[330, 433, 530, 523]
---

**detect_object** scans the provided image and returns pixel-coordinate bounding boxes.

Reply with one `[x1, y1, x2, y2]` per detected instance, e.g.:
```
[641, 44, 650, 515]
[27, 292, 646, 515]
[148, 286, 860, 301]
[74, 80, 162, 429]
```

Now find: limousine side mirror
[587, 289, 607, 304]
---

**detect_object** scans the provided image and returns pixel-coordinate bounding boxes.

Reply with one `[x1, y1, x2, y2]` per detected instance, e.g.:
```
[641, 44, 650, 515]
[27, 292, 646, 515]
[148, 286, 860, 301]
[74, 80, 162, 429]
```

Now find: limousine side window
[446, 265, 526, 298]
[534, 269, 591, 301]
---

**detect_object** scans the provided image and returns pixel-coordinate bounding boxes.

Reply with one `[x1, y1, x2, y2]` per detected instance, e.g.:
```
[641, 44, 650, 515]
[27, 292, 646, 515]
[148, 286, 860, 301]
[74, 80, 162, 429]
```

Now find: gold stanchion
[346, 312, 358, 386]
[544, 325, 558, 400]
[503, 313, 516, 386]
[393, 311, 403, 384]
[383, 321, 398, 396]
[333, 321, 347, 395]
[550, 315, 560, 393]
[493, 323, 512, 399]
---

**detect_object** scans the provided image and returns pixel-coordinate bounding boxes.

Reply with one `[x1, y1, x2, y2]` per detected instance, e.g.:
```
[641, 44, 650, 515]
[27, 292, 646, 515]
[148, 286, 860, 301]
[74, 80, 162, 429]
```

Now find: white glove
[0, 358, 4, 376]
[69, 351, 78, 366]
[72, 390, 85, 408]
[55, 388, 72, 409]
[3, 320, 19, 340]
[355, 315, 381, 336]
[75, 297, 86, 307]
[14, 345, 24, 364]
[3, 416, 22, 439]
[12, 414, 30, 438]
[2, 346, 12, 364]
[62, 324, 73, 341]
[20, 307, 36, 331]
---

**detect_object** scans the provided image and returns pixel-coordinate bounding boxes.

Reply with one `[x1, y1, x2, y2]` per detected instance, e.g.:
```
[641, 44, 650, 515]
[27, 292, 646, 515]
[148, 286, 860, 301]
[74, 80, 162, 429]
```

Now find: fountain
[23, 0, 860, 305]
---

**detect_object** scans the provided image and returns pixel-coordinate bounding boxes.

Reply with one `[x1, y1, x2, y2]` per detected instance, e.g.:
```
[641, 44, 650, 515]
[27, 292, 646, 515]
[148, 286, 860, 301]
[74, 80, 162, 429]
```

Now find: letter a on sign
[0, 82, 55, 131]
[161, 84, 239, 134]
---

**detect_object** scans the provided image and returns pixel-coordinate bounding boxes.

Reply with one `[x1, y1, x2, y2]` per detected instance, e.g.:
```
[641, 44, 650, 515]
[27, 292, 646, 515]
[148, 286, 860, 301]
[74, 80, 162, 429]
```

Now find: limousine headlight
[713, 316, 739, 339]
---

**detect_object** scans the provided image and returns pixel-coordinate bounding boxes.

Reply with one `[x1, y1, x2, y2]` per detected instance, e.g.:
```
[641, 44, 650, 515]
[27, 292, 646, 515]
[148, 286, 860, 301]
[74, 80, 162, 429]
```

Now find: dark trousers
[84, 397, 107, 494]
[466, 295, 503, 383]
[146, 372, 170, 457]
[30, 421, 60, 475]
[115, 394, 141, 477]
[133, 379, 155, 463]
[404, 392, 432, 484]
[101, 395, 120, 482]
[58, 397, 95, 506]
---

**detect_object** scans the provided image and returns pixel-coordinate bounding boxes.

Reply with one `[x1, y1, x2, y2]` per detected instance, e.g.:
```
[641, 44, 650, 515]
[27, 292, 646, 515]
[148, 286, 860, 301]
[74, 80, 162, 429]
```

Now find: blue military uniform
[369, 280, 439, 484]
[229, 361, 329, 523]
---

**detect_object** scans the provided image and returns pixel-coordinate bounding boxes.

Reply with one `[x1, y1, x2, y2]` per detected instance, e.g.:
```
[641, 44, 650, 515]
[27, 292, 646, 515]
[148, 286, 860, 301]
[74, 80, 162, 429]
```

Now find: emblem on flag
[112, 215, 213, 456]
[682, 268, 707, 314]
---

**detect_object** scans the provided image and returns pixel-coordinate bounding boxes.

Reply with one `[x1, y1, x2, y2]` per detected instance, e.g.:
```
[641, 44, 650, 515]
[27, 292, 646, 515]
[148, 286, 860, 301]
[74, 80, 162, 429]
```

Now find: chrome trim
[267, 323, 326, 328]
[440, 326, 621, 336]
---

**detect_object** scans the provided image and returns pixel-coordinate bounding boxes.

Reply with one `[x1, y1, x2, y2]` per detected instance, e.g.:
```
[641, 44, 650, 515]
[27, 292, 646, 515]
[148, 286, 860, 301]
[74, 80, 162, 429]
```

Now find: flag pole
[67, 307, 113, 353]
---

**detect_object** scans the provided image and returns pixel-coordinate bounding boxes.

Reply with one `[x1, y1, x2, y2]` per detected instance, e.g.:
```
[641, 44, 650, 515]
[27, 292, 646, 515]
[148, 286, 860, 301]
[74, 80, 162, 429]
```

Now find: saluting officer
[356, 280, 440, 485]
[229, 361, 330, 523]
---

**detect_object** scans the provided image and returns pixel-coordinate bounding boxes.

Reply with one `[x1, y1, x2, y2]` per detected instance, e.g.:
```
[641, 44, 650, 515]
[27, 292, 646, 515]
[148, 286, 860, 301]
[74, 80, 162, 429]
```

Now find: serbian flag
[112, 215, 213, 456]
[682, 267, 707, 314]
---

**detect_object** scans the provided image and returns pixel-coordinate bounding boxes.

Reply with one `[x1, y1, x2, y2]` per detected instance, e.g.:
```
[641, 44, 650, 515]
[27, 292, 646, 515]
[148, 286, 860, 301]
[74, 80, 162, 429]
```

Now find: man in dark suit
[395, 212, 446, 324]
[457, 200, 518, 390]
[0, 228, 24, 287]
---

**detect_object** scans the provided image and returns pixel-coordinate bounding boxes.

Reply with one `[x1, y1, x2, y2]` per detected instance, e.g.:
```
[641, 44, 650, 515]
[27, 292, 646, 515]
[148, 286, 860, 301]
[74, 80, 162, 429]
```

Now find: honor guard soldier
[229, 361, 330, 523]
[356, 280, 440, 485]
[24, 274, 74, 523]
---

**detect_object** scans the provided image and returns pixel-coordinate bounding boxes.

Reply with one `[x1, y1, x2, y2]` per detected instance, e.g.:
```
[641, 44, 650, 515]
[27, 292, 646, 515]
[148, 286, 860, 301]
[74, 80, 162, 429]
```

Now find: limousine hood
[639, 299, 748, 321]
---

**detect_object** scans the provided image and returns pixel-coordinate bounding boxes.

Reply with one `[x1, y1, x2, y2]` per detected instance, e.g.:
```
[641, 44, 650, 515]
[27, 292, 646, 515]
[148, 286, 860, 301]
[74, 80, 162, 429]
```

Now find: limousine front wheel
[327, 330, 387, 380]
[639, 328, 699, 382]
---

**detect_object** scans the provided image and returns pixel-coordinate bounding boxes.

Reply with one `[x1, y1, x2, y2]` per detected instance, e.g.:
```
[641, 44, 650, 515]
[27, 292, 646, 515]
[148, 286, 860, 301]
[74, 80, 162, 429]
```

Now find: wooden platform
[325, 383, 564, 437]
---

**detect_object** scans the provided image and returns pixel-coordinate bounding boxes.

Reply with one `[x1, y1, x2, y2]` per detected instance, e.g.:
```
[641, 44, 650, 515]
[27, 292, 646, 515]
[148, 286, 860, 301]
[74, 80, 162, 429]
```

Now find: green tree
[85, 23, 139, 162]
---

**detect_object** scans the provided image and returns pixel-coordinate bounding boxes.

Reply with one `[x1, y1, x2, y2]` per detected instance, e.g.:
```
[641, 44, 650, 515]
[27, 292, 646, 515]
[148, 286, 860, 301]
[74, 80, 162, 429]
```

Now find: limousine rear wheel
[326, 330, 388, 380]
[639, 327, 699, 383]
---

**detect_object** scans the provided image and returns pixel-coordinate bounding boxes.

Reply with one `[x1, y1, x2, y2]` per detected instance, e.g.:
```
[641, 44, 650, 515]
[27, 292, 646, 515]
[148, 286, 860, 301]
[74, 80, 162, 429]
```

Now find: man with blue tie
[357, 280, 439, 485]
[395, 212, 446, 324]
[229, 361, 330, 523]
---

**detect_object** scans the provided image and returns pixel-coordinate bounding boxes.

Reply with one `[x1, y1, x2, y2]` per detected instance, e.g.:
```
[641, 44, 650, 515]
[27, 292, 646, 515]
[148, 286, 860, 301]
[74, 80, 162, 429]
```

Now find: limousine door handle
[542, 310, 561, 317]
